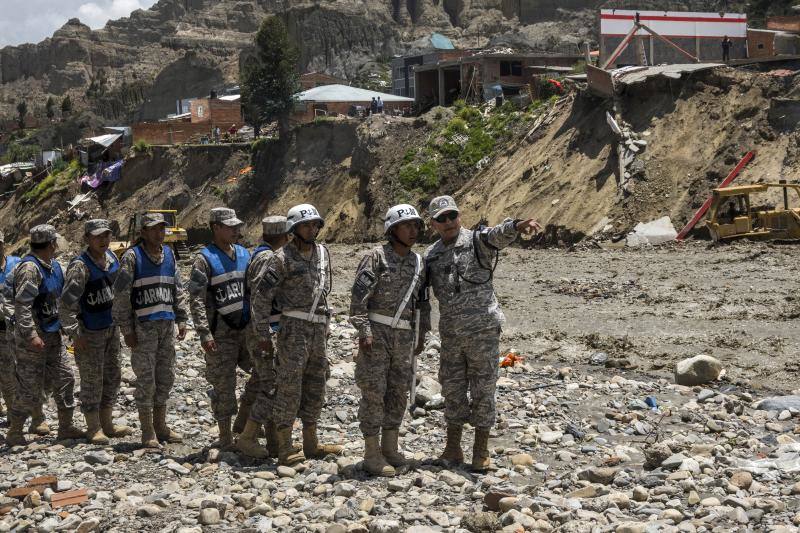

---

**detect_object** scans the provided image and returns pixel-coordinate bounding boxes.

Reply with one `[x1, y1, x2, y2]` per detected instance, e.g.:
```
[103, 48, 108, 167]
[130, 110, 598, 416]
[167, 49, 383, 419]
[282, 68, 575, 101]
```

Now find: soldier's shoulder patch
[263, 268, 280, 287]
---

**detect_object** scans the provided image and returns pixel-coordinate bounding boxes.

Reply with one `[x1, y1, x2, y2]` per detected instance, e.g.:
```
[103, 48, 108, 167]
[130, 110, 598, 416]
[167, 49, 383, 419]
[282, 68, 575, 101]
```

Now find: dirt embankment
[0, 66, 795, 251]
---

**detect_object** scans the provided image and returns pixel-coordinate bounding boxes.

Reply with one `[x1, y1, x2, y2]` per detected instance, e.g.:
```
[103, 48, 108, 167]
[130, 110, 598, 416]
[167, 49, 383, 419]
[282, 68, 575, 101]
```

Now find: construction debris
[625, 216, 677, 247]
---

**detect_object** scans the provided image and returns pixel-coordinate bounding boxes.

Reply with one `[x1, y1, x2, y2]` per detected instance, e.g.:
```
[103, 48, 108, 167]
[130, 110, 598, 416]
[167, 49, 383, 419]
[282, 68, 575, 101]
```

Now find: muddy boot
[471, 428, 491, 471]
[265, 421, 279, 458]
[302, 423, 343, 459]
[276, 426, 304, 466]
[153, 405, 182, 443]
[84, 411, 109, 445]
[138, 409, 160, 448]
[56, 409, 85, 441]
[381, 428, 407, 468]
[29, 405, 50, 436]
[6, 413, 27, 447]
[438, 424, 464, 464]
[235, 419, 267, 459]
[99, 407, 132, 438]
[215, 417, 233, 449]
[363, 435, 395, 476]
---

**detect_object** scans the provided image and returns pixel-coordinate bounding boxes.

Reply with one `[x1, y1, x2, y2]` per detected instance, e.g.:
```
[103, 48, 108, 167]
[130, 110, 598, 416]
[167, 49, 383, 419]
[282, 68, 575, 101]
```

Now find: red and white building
[599, 10, 748, 67]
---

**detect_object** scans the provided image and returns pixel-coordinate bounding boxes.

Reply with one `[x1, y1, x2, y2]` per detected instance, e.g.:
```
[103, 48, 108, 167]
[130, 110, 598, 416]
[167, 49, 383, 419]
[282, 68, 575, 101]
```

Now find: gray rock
[276, 465, 296, 478]
[75, 518, 100, 533]
[755, 396, 800, 412]
[674, 355, 723, 386]
[461, 511, 501, 532]
[137, 504, 163, 517]
[661, 453, 688, 470]
[438, 470, 468, 487]
[578, 466, 618, 485]
[199, 508, 220, 525]
[84, 450, 114, 465]
[388, 479, 411, 492]
[368, 519, 400, 533]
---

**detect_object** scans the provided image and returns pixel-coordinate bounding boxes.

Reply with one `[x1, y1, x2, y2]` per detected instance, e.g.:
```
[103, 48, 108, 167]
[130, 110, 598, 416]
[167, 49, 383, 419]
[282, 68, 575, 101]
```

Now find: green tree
[240, 16, 300, 138]
[16, 100, 27, 129]
[61, 95, 73, 118]
[45, 96, 55, 120]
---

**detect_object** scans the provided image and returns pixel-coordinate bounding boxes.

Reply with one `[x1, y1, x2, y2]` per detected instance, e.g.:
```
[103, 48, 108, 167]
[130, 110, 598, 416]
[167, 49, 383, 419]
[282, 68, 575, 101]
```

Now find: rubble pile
[3, 313, 800, 532]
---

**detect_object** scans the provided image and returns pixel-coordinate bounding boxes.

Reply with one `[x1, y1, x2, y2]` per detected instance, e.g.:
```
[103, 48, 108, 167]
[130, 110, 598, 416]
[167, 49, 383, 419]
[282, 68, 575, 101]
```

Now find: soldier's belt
[368, 312, 411, 330]
[283, 310, 328, 324]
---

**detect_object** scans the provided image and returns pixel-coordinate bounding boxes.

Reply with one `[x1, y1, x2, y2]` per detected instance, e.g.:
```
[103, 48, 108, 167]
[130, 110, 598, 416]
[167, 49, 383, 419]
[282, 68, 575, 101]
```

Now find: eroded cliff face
[0, 0, 602, 122]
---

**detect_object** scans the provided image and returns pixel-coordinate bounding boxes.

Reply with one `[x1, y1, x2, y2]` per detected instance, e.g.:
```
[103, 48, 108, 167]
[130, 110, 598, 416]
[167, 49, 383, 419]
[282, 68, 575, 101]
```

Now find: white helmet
[286, 203, 324, 233]
[384, 204, 423, 235]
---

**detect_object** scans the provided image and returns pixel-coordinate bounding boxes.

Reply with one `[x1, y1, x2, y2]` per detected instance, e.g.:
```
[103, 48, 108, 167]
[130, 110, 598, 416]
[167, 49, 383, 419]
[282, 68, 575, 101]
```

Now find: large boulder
[755, 396, 800, 412]
[674, 355, 723, 386]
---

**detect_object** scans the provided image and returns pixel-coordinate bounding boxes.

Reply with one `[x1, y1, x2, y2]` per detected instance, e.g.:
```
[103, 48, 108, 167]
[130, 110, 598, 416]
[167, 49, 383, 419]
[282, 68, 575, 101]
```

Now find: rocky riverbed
[2, 240, 800, 532]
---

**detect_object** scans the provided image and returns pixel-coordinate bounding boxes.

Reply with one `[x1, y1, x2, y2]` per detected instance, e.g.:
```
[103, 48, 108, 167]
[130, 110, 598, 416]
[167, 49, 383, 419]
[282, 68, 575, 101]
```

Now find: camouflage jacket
[13, 255, 60, 339]
[422, 219, 518, 336]
[256, 241, 331, 330]
[349, 243, 430, 339]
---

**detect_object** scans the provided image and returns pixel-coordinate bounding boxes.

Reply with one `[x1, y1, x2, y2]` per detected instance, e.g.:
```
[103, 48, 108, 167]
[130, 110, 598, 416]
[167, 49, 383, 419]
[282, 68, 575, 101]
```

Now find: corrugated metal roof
[86, 133, 122, 147]
[296, 84, 413, 102]
[614, 63, 722, 85]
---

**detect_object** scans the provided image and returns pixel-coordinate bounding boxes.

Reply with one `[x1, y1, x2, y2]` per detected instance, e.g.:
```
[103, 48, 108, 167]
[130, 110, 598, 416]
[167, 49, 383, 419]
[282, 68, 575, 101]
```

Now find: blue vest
[131, 245, 177, 322]
[0, 255, 20, 330]
[200, 244, 250, 330]
[75, 251, 118, 331]
[21, 255, 63, 333]
[251, 244, 282, 332]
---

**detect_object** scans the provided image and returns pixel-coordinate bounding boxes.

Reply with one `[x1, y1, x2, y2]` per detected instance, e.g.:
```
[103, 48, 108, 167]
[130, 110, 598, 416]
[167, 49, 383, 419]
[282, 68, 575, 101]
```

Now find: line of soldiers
[0, 197, 540, 475]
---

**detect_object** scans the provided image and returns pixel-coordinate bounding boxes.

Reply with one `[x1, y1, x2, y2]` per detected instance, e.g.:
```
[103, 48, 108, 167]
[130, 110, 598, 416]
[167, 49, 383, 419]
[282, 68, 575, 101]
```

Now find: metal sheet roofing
[295, 84, 413, 102]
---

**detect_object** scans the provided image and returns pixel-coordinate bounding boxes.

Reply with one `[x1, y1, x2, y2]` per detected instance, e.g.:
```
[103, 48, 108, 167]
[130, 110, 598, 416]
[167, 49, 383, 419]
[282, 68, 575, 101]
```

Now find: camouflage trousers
[246, 329, 277, 425]
[439, 327, 500, 429]
[11, 329, 76, 418]
[130, 320, 176, 409]
[203, 322, 259, 420]
[355, 324, 413, 436]
[74, 326, 122, 413]
[0, 328, 16, 410]
[272, 316, 329, 429]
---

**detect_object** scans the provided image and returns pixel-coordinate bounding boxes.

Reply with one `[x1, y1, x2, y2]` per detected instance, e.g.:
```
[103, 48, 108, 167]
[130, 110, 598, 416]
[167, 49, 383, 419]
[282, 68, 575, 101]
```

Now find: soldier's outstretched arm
[60, 260, 89, 340]
[112, 250, 137, 340]
[14, 262, 42, 341]
[349, 251, 378, 341]
[187, 255, 213, 345]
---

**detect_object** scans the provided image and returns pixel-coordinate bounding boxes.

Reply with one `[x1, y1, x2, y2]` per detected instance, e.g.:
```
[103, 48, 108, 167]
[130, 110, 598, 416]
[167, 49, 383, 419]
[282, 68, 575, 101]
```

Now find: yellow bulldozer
[110, 209, 190, 259]
[706, 182, 800, 242]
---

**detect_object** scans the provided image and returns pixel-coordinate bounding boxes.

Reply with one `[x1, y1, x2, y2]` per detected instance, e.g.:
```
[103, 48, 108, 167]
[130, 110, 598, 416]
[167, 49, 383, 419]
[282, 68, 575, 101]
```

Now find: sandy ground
[327, 240, 800, 394]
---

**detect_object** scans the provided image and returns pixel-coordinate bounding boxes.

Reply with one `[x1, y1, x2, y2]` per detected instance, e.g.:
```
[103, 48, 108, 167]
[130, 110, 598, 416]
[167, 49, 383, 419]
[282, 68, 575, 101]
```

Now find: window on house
[500, 61, 523, 76]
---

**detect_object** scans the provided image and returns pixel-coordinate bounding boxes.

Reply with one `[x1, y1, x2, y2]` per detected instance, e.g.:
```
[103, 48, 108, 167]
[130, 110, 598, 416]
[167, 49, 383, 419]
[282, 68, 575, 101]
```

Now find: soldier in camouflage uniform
[236, 216, 290, 459]
[112, 212, 189, 448]
[60, 219, 132, 445]
[1, 237, 50, 438]
[0, 231, 21, 419]
[188, 208, 258, 450]
[6, 225, 84, 446]
[350, 204, 429, 477]
[422, 196, 540, 470]
[256, 203, 342, 466]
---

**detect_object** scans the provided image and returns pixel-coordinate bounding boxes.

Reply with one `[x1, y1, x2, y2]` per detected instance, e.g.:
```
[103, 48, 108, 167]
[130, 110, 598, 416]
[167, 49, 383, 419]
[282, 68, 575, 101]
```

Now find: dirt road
[327, 240, 800, 393]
